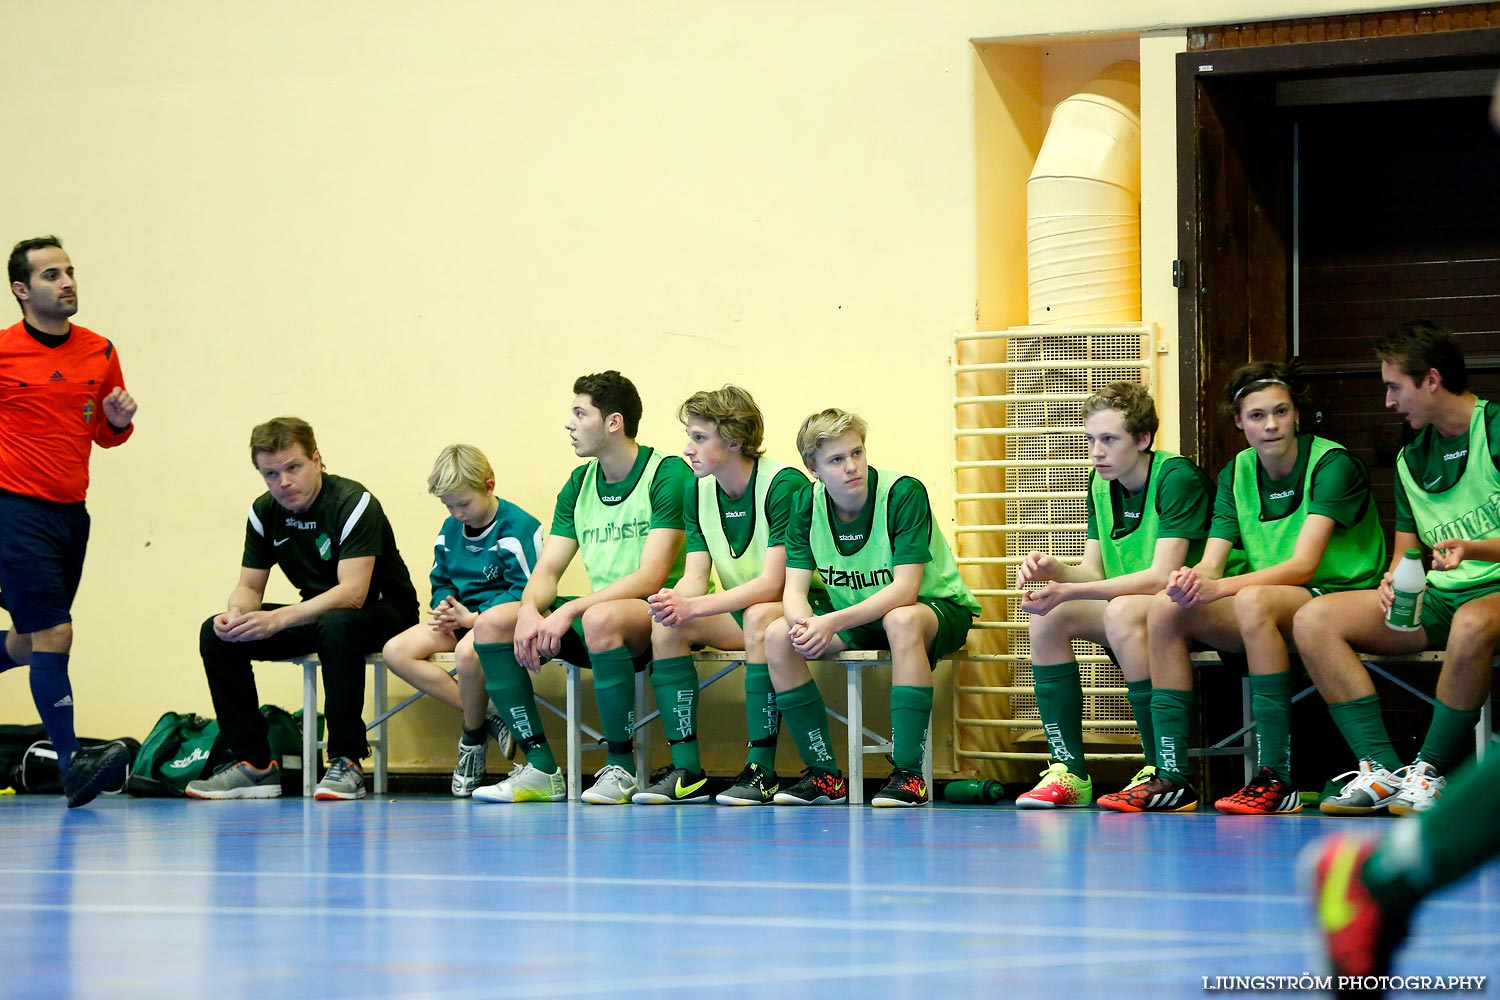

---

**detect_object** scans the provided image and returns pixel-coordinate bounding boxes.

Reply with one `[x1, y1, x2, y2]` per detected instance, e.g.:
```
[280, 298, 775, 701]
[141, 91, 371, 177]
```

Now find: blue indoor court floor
[2, 795, 1497, 999]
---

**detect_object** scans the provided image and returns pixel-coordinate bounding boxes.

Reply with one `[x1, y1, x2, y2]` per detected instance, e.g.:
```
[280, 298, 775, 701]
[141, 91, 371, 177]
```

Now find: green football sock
[1125, 678, 1156, 768]
[476, 641, 555, 773]
[1151, 687, 1193, 783]
[650, 655, 701, 772]
[1365, 751, 1500, 910]
[1031, 661, 1087, 778]
[1249, 671, 1293, 783]
[591, 645, 639, 772]
[1414, 699, 1482, 776]
[776, 679, 837, 771]
[744, 662, 780, 770]
[1327, 694, 1401, 772]
[890, 685, 934, 772]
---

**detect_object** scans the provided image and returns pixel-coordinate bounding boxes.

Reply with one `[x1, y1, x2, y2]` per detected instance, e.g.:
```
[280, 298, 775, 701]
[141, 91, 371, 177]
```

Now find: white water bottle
[1386, 548, 1426, 632]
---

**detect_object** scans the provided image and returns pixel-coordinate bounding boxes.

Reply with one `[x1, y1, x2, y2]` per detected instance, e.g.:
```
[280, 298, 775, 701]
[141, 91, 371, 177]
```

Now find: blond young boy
[765, 410, 978, 807]
[381, 445, 543, 796]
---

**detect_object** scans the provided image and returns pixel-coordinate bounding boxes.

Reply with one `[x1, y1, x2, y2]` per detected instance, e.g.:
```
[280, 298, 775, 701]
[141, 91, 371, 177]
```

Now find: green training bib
[1230, 436, 1383, 590]
[1094, 451, 1206, 580]
[1397, 402, 1500, 592]
[574, 451, 684, 590]
[808, 468, 980, 615]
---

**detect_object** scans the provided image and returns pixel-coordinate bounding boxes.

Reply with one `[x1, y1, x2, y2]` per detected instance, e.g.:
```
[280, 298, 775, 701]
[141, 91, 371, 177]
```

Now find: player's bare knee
[1447, 606, 1500, 659]
[740, 605, 775, 658]
[381, 631, 410, 664]
[3, 630, 31, 662]
[742, 603, 777, 637]
[473, 605, 515, 644]
[32, 622, 73, 652]
[1292, 598, 1338, 651]
[1146, 591, 1184, 635]
[764, 617, 794, 658]
[650, 618, 690, 658]
[1102, 598, 1143, 646]
[1232, 586, 1273, 629]
[582, 602, 636, 651]
[1028, 608, 1062, 646]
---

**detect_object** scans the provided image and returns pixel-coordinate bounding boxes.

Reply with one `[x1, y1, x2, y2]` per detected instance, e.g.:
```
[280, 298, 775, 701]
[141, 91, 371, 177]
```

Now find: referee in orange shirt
[1, 236, 137, 807]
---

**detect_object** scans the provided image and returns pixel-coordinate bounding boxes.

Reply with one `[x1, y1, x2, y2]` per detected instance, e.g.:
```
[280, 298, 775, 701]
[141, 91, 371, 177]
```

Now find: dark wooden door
[1298, 95, 1500, 529]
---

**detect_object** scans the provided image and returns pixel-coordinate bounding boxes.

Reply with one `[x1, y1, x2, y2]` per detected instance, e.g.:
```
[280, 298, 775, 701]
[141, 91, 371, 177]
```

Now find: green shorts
[551, 596, 653, 671]
[835, 596, 974, 665]
[1421, 579, 1500, 649]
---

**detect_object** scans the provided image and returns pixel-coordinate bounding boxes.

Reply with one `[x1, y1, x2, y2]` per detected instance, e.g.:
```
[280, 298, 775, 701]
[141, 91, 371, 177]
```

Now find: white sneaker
[1387, 761, 1446, 816]
[581, 763, 637, 805]
[472, 762, 565, 803]
[451, 739, 488, 797]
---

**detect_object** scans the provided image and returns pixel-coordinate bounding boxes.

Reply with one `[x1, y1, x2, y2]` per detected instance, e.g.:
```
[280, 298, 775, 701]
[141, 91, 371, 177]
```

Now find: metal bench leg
[847, 663, 864, 805]
[1240, 676, 1253, 786]
[566, 661, 582, 802]
[301, 657, 318, 798]
[634, 671, 649, 783]
[372, 656, 388, 795]
[923, 719, 934, 794]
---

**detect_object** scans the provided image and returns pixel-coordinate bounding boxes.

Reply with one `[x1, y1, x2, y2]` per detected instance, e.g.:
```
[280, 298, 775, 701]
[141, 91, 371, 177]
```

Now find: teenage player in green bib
[469, 371, 691, 805]
[1015, 383, 1212, 808]
[380, 444, 543, 797]
[1295, 322, 1500, 817]
[765, 409, 979, 807]
[1098, 362, 1384, 814]
[637, 385, 811, 805]
[1302, 96, 1500, 987]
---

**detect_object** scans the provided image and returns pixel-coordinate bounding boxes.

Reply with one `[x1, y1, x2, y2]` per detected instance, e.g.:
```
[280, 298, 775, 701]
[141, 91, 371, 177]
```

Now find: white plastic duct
[1027, 61, 1142, 326]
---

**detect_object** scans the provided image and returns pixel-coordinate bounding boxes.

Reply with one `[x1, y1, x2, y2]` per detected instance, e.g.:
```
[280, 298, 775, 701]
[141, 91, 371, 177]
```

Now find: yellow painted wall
[0, 1, 1440, 772]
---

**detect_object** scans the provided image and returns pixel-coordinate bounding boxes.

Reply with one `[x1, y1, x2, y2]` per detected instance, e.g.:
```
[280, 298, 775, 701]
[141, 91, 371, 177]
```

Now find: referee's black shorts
[0, 489, 90, 634]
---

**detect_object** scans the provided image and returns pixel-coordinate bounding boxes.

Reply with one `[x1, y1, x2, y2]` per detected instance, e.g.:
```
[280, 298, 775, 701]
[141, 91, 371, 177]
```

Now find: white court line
[0, 899, 1301, 945]
[378, 940, 1296, 1000]
[2, 866, 1492, 912]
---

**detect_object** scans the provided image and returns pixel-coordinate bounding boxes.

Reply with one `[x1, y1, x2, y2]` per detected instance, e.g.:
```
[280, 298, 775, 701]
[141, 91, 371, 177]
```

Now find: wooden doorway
[1176, 23, 1500, 477]
[1174, 17, 1500, 794]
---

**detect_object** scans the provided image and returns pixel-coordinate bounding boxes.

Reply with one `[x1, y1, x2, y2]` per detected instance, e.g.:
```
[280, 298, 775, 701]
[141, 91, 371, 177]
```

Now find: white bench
[679, 650, 936, 805]
[1190, 649, 1493, 784]
[281, 654, 389, 798]
[418, 648, 939, 803]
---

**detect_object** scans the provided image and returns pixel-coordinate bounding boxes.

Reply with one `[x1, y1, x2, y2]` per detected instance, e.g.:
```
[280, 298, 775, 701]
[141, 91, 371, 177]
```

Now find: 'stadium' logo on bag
[166, 746, 210, 772]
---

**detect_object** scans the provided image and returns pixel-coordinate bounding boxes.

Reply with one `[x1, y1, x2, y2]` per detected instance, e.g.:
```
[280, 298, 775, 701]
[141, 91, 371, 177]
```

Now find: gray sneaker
[486, 711, 517, 761]
[717, 762, 779, 806]
[581, 763, 637, 805]
[451, 739, 488, 797]
[1319, 761, 1400, 816]
[632, 766, 711, 804]
[314, 757, 367, 800]
[473, 762, 566, 802]
[186, 760, 282, 800]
